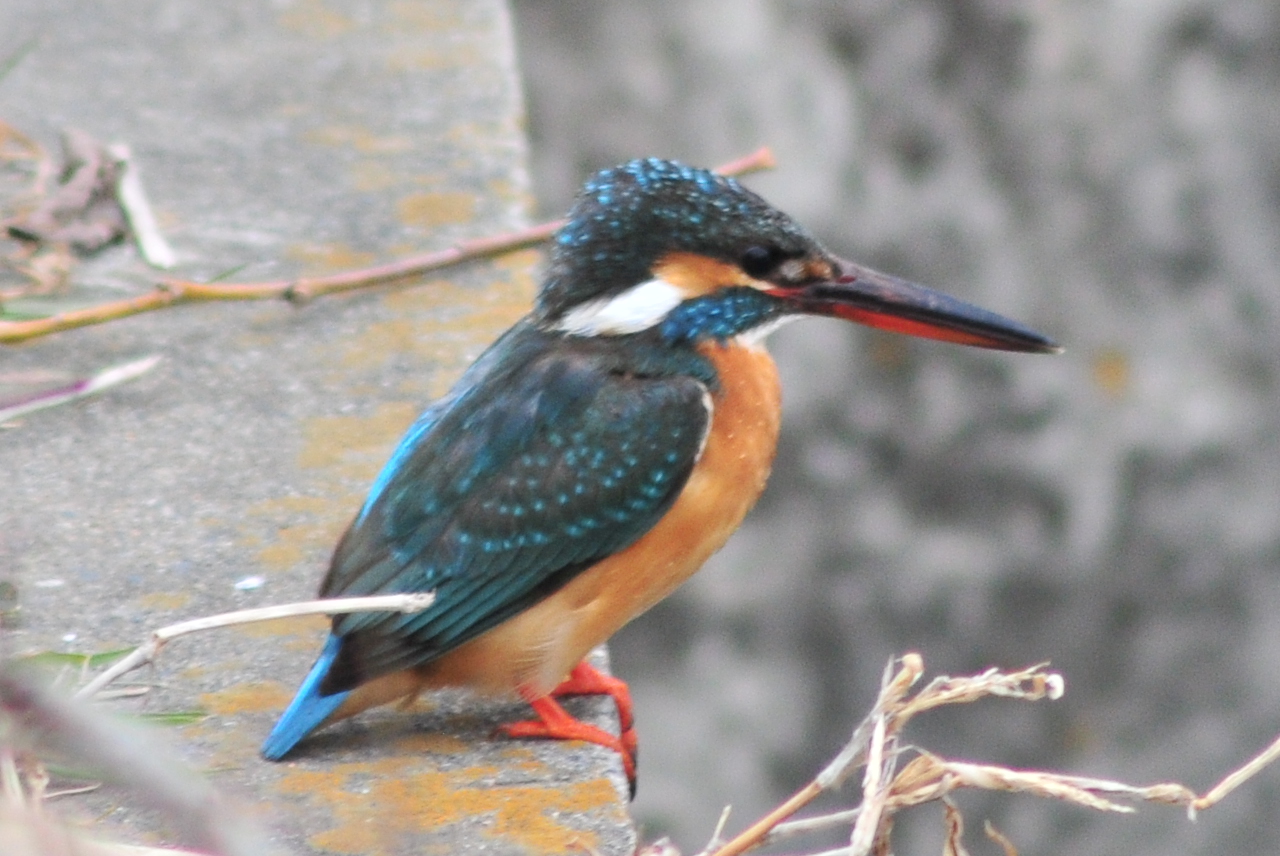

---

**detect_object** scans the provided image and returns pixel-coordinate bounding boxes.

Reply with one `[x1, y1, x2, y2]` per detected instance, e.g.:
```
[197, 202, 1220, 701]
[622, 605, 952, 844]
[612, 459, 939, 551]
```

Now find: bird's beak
[772, 257, 1061, 354]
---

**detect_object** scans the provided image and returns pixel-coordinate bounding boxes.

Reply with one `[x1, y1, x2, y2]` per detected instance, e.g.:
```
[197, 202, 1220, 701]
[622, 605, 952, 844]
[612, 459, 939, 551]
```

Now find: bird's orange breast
[331, 339, 783, 721]
[423, 338, 782, 695]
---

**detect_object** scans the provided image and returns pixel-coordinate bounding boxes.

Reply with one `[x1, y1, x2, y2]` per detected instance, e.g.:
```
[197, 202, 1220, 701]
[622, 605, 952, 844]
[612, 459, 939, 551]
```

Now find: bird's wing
[318, 325, 712, 693]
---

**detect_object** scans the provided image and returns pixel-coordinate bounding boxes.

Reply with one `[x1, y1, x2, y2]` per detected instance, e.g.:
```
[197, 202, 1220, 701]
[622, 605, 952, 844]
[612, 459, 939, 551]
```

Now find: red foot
[497, 662, 638, 792]
[551, 661, 635, 732]
[549, 661, 637, 762]
[500, 695, 638, 787]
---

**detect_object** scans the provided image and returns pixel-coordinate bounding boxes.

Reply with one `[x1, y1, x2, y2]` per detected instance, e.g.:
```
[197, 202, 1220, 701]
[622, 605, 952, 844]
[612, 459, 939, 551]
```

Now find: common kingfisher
[261, 158, 1058, 787]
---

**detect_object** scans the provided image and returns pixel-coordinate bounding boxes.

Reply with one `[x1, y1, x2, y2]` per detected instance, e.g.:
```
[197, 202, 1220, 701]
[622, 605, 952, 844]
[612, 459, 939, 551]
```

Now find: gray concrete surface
[0, 2, 634, 854]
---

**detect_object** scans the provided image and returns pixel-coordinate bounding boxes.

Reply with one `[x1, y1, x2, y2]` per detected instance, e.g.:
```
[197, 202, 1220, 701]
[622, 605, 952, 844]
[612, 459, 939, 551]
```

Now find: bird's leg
[500, 695, 638, 787]
[499, 665, 638, 789]
[545, 660, 638, 763]
[549, 661, 635, 733]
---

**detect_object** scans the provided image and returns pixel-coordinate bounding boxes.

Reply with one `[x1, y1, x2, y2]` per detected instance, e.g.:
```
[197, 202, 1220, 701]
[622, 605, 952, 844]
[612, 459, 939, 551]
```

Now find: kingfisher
[261, 158, 1058, 787]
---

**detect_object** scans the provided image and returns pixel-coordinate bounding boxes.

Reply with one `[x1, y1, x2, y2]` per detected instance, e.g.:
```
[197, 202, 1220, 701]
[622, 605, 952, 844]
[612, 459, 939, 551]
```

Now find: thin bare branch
[109, 143, 175, 269]
[1, 748, 23, 808]
[941, 798, 970, 856]
[75, 592, 434, 701]
[42, 782, 101, 800]
[0, 355, 160, 423]
[1193, 731, 1280, 813]
[766, 809, 860, 842]
[705, 655, 923, 856]
[817, 654, 922, 792]
[701, 805, 734, 854]
[983, 820, 1019, 856]
[0, 147, 777, 343]
[849, 708, 893, 855]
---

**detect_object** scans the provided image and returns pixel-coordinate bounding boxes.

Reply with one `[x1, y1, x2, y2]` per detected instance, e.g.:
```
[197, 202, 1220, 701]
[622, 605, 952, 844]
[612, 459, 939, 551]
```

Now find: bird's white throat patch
[551, 278, 685, 336]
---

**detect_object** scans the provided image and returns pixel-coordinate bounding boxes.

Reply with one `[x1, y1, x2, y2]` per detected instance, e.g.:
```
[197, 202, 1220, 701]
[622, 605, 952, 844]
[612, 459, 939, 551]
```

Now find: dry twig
[109, 142, 176, 269]
[0, 121, 51, 212]
[0, 126, 175, 304]
[684, 653, 1280, 856]
[0, 147, 776, 343]
[0, 354, 160, 424]
[6, 128, 126, 253]
[74, 591, 434, 701]
[0, 587, 422, 855]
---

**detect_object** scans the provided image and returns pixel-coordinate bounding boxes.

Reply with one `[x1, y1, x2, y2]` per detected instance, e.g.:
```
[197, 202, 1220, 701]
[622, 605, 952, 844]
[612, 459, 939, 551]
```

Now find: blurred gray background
[511, 1, 1280, 854]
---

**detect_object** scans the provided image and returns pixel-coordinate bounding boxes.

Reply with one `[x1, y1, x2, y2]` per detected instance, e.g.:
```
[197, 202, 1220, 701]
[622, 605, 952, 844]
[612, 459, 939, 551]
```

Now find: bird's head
[536, 158, 1059, 354]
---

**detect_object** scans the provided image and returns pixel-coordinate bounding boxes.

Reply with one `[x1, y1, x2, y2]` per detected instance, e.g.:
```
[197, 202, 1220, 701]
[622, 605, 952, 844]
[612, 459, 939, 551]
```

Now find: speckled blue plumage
[312, 321, 718, 693]
[538, 158, 819, 322]
[658, 286, 786, 345]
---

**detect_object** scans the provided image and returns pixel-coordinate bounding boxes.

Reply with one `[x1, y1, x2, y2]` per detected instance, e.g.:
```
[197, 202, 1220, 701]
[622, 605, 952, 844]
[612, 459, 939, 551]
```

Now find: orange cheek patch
[653, 251, 759, 297]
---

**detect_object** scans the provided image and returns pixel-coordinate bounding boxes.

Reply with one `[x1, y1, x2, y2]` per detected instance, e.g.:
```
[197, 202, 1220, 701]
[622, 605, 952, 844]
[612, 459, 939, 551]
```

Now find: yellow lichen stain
[396, 192, 477, 230]
[247, 494, 336, 518]
[256, 522, 333, 571]
[305, 126, 413, 155]
[446, 122, 490, 146]
[297, 402, 419, 483]
[396, 378, 443, 402]
[138, 592, 190, 611]
[234, 614, 328, 641]
[201, 681, 293, 715]
[1091, 347, 1130, 399]
[350, 248, 536, 387]
[239, 495, 353, 574]
[285, 242, 377, 275]
[344, 317, 455, 370]
[387, 44, 483, 72]
[284, 634, 328, 654]
[256, 536, 306, 571]
[379, 277, 470, 315]
[274, 756, 621, 855]
[278, 0, 356, 39]
[404, 253, 533, 327]
[491, 249, 540, 304]
[386, 241, 419, 257]
[339, 270, 529, 376]
[453, 301, 529, 344]
[392, 732, 468, 755]
[387, 1, 464, 31]
[352, 161, 399, 192]
[492, 744, 559, 775]
[487, 177, 532, 208]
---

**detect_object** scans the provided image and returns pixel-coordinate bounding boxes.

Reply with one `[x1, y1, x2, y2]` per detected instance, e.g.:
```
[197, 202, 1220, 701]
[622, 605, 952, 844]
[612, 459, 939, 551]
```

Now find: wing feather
[318, 324, 713, 694]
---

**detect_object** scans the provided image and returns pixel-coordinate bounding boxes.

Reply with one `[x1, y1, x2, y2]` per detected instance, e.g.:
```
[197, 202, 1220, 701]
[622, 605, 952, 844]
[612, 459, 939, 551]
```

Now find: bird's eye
[740, 246, 777, 278]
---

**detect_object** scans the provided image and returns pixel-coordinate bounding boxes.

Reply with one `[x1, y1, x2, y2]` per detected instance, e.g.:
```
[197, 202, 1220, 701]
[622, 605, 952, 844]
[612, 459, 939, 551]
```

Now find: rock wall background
[511, 1, 1280, 854]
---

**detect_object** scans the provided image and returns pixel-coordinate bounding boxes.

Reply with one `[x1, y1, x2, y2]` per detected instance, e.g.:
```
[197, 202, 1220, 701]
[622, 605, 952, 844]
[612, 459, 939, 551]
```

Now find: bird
[261, 158, 1059, 787]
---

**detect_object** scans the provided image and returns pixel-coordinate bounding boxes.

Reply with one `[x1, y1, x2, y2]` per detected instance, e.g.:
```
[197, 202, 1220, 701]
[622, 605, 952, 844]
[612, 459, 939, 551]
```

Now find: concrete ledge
[0, 1, 635, 853]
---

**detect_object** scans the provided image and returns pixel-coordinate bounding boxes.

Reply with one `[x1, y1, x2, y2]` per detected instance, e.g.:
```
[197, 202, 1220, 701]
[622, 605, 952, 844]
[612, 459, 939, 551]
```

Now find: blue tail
[261, 634, 351, 761]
